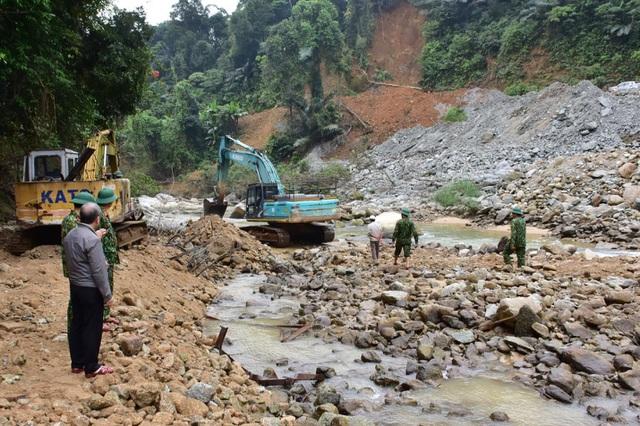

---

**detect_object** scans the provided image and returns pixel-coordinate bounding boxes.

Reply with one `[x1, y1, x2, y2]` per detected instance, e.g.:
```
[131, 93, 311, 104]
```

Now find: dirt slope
[238, 107, 288, 150]
[368, 1, 425, 86]
[334, 86, 466, 159]
[0, 239, 282, 424]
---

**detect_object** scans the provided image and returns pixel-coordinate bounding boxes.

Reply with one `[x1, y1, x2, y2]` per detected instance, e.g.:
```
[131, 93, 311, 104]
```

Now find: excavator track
[115, 220, 148, 249]
[242, 226, 291, 248]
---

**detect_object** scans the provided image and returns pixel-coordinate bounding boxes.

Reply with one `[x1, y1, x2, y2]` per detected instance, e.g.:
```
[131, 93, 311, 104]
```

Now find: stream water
[337, 221, 640, 258]
[204, 275, 597, 425]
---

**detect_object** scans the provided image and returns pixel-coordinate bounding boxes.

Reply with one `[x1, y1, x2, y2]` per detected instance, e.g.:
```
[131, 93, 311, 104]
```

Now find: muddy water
[337, 221, 639, 258]
[204, 275, 595, 425]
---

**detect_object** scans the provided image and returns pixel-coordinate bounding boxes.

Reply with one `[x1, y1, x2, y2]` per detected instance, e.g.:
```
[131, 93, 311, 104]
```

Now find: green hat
[71, 191, 96, 205]
[401, 207, 411, 217]
[512, 206, 523, 215]
[97, 187, 118, 205]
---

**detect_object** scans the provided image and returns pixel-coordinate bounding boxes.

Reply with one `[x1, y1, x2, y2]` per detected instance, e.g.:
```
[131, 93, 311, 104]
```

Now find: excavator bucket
[203, 197, 228, 217]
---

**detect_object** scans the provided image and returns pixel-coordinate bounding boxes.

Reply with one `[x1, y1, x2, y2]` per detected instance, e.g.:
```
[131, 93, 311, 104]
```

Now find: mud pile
[169, 215, 282, 280]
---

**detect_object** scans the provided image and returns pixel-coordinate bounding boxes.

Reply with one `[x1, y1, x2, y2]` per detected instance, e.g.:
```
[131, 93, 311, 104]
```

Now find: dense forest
[1, 0, 639, 207]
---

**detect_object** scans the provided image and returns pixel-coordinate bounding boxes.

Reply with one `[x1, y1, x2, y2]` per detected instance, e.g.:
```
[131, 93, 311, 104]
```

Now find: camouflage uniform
[392, 218, 419, 258]
[100, 212, 119, 319]
[503, 217, 526, 267]
[61, 210, 79, 332]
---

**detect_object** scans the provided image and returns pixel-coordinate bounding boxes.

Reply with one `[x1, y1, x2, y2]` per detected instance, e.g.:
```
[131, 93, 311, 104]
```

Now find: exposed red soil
[368, 1, 425, 86]
[237, 107, 288, 150]
[333, 86, 466, 159]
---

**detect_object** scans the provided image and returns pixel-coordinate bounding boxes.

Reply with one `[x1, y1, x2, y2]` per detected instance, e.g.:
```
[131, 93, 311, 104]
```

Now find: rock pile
[168, 215, 282, 280]
[345, 81, 640, 213]
[268, 241, 640, 421]
[477, 148, 640, 247]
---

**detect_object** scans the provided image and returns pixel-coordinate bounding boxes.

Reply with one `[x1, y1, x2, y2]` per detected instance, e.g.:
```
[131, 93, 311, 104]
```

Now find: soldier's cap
[97, 187, 118, 205]
[401, 207, 410, 217]
[71, 191, 96, 205]
[512, 206, 523, 215]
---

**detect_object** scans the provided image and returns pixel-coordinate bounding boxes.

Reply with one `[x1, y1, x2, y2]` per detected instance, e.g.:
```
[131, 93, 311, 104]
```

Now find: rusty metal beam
[212, 326, 320, 387]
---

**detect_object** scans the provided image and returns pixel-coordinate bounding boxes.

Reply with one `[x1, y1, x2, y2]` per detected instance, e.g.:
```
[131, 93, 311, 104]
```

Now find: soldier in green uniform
[96, 188, 120, 324]
[61, 191, 96, 341]
[503, 206, 527, 268]
[392, 208, 419, 267]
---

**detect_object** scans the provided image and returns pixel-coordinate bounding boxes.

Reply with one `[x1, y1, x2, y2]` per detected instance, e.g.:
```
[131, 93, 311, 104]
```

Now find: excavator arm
[217, 136, 285, 195]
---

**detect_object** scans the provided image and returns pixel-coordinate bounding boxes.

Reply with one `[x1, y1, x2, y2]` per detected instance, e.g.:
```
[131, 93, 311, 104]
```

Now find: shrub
[373, 68, 393, 82]
[433, 180, 480, 208]
[128, 171, 161, 197]
[443, 106, 467, 123]
[505, 82, 539, 96]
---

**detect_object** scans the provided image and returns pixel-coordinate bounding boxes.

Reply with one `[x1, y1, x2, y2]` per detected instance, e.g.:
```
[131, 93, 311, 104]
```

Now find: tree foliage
[416, 0, 640, 89]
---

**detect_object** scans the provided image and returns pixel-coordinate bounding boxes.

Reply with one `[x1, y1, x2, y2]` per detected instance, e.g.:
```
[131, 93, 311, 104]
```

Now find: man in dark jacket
[63, 202, 114, 377]
[392, 208, 419, 267]
[503, 206, 527, 268]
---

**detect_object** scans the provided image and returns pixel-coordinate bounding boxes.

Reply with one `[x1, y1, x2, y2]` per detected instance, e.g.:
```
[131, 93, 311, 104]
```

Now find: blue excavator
[203, 136, 340, 246]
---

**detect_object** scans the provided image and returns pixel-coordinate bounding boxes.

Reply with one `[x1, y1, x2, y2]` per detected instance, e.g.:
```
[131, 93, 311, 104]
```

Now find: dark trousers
[68, 285, 104, 373]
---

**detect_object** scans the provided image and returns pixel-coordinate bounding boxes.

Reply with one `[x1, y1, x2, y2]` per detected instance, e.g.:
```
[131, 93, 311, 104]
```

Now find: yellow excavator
[6, 129, 146, 254]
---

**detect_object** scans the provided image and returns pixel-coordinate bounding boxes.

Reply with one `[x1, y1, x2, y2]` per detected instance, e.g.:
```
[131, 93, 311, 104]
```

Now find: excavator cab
[23, 149, 79, 182]
[246, 183, 280, 219]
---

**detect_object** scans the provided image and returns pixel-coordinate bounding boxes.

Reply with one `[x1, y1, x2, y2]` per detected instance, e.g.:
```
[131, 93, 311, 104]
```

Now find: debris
[213, 327, 321, 387]
[280, 323, 312, 343]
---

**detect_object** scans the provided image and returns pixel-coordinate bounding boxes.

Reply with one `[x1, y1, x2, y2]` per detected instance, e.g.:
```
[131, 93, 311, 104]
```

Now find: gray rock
[490, 411, 510, 422]
[495, 208, 511, 225]
[548, 367, 574, 394]
[562, 347, 614, 375]
[544, 385, 573, 404]
[360, 351, 381, 363]
[614, 354, 634, 372]
[620, 369, 640, 391]
[380, 291, 409, 306]
[186, 382, 215, 403]
[417, 344, 433, 361]
[514, 305, 541, 337]
[445, 329, 475, 344]
[117, 335, 143, 356]
[416, 363, 442, 381]
[315, 384, 341, 406]
[605, 290, 633, 304]
[503, 336, 534, 353]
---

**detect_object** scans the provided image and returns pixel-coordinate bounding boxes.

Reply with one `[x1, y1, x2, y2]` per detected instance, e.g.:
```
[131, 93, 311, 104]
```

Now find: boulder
[445, 329, 475, 344]
[619, 369, 640, 391]
[318, 413, 375, 426]
[548, 367, 575, 394]
[562, 347, 614, 375]
[618, 162, 637, 179]
[131, 382, 161, 408]
[417, 344, 433, 361]
[490, 411, 510, 422]
[360, 351, 381, 363]
[375, 212, 402, 238]
[607, 194, 624, 205]
[544, 385, 572, 404]
[495, 208, 511, 225]
[623, 185, 640, 207]
[494, 296, 542, 326]
[117, 335, 143, 356]
[605, 290, 633, 305]
[503, 336, 534, 353]
[513, 305, 541, 337]
[380, 291, 409, 306]
[315, 384, 341, 406]
[170, 393, 209, 417]
[186, 382, 216, 403]
[229, 202, 246, 219]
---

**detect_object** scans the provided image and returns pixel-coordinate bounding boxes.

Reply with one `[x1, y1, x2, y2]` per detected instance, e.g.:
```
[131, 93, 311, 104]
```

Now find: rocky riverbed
[253, 238, 640, 423]
[341, 80, 640, 248]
